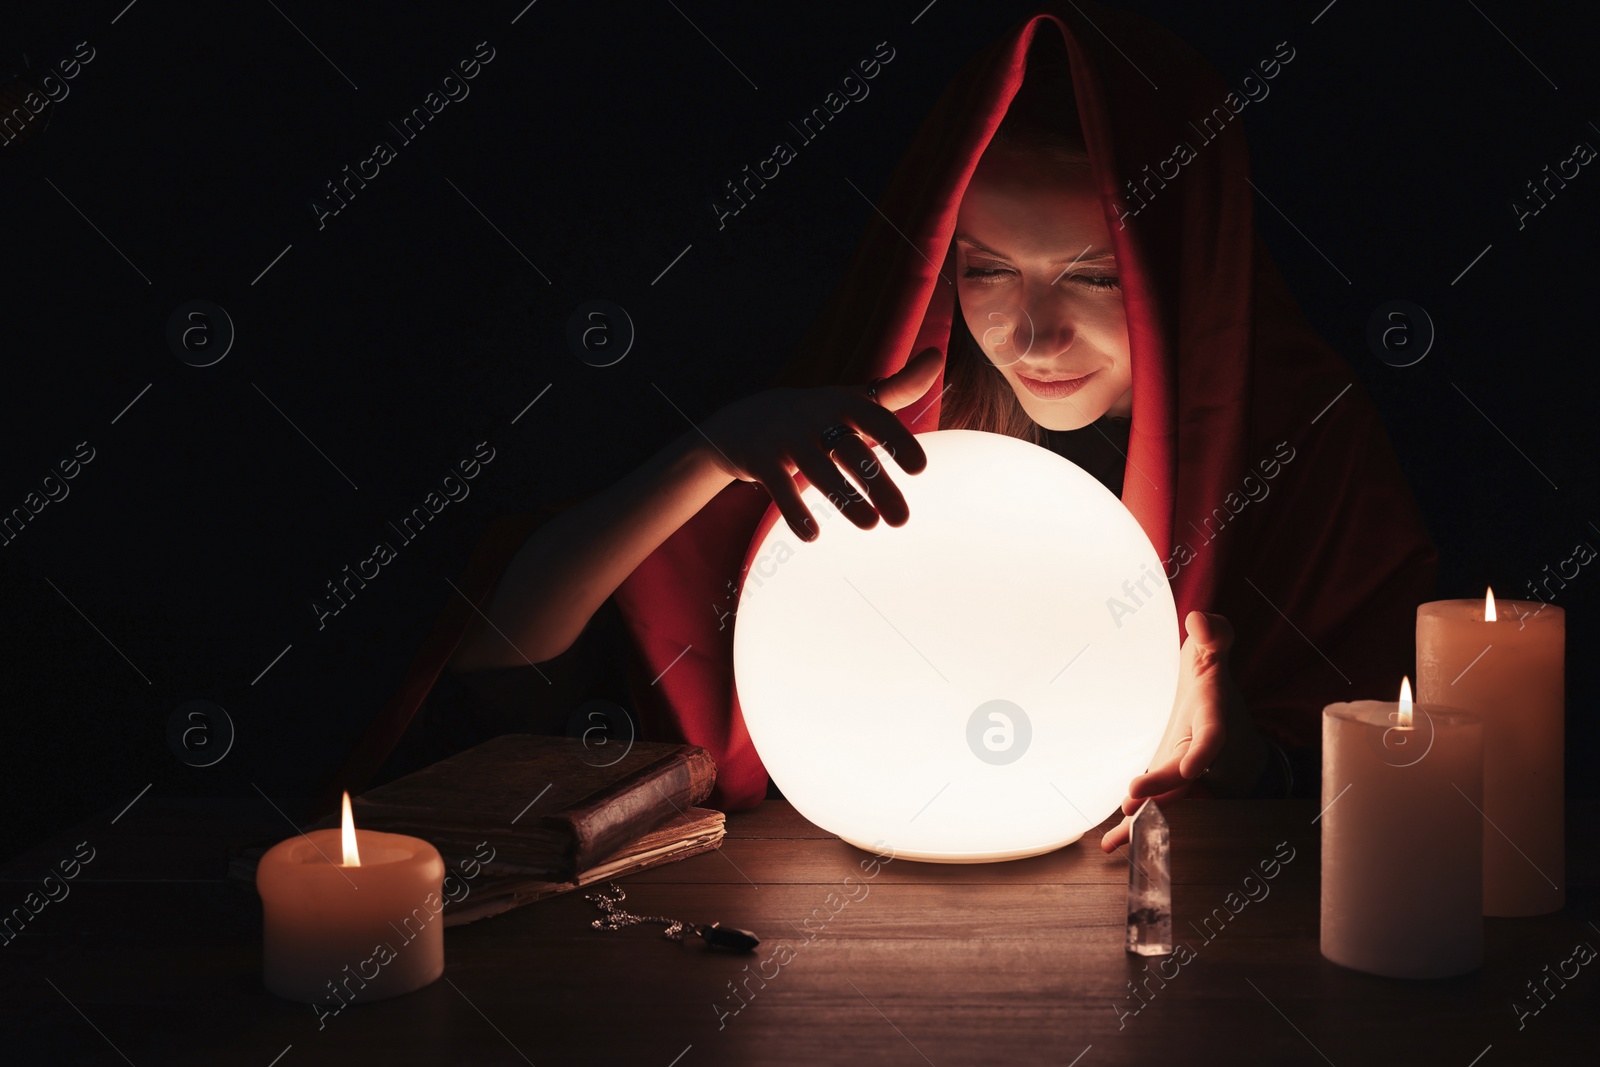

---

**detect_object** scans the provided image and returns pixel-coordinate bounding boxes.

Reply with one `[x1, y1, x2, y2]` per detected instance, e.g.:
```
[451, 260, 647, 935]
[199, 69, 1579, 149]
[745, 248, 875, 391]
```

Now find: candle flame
[1485, 587, 1497, 622]
[341, 791, 361, 867]
[1397, 676, 1413, 730]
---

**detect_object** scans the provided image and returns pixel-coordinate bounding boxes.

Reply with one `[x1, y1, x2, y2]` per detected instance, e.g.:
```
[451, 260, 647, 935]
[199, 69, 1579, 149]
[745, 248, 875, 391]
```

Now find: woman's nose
[1011, 297, 1075, 362]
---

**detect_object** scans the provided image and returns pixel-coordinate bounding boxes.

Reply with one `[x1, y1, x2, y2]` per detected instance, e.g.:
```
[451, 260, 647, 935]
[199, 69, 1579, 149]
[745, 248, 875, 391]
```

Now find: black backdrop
[3, 0, 1596, 863]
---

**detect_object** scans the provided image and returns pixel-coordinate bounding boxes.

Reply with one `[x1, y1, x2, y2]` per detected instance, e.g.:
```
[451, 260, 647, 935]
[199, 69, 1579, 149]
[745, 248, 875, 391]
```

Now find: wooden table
[1, 797, 1594, 1065]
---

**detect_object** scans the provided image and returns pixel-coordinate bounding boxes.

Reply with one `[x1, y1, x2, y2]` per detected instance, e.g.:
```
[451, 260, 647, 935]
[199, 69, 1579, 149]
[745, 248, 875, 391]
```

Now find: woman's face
[954, 145, 1132, 431]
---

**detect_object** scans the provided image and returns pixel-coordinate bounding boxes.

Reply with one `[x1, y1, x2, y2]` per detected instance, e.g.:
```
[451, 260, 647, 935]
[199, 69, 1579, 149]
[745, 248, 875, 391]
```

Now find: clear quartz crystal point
[1125, 798, 1172, 956]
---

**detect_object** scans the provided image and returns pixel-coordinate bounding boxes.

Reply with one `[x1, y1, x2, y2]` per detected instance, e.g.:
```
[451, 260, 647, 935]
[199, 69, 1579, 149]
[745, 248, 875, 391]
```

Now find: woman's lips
[1017, 370, 1096, 399]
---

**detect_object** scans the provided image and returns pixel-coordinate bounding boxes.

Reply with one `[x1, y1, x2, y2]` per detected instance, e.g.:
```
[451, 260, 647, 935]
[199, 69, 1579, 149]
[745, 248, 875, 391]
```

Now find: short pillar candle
[1320, 683, 1484, 979]
[257, 794, 446, 1003]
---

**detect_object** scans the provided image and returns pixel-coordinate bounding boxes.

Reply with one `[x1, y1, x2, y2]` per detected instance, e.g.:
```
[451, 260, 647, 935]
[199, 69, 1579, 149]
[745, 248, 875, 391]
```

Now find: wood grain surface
[1, 797, 1594, 1065]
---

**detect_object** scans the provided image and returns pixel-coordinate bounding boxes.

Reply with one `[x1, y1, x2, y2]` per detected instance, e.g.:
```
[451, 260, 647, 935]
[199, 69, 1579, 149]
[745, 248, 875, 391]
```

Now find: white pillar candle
[257, 793, 445, 1004]
[1417, 591, 1565, 916]
[1321, 681, 1484, 979]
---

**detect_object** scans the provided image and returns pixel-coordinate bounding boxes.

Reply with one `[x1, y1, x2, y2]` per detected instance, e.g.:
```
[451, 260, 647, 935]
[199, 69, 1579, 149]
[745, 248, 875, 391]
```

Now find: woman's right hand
[699, 347, 945, 540]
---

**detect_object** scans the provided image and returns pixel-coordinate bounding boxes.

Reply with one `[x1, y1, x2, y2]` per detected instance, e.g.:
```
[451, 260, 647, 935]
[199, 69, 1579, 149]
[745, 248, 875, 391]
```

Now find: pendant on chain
[584, 882, 761, 952]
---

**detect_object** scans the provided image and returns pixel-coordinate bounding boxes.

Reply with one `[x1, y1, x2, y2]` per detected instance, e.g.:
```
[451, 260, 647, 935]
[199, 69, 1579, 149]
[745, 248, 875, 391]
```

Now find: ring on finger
[821, 423, 859, 451]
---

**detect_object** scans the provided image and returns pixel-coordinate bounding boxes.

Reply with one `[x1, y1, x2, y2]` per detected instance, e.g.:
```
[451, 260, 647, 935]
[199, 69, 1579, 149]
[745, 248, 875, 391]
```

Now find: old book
[227, 806, 725, 925]
[227, 733, 724, 919]
[234, 733, 717, 881]
[339, 733, 716, 879]
[441, 805, 726, 926]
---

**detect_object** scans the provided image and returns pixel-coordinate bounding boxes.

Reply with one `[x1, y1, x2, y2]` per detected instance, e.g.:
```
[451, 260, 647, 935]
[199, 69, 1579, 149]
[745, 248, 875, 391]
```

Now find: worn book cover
[441, 805, 727, 926]
[346, 733, 718, 879]
[230, 733, 719, 890]
[228, 804, 726, 925]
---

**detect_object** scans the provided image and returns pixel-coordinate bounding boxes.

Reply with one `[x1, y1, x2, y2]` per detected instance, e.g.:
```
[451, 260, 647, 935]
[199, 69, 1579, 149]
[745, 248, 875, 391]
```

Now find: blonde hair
[939, 316, 1049, 445]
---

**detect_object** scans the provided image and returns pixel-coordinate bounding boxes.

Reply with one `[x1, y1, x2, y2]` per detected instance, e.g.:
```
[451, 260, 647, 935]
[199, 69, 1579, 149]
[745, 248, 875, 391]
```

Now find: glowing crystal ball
[733, 429, 1180, 862]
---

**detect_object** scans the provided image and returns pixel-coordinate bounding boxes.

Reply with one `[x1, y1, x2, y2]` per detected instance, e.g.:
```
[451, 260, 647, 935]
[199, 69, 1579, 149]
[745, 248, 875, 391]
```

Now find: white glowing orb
[733, 429, 1180, 862]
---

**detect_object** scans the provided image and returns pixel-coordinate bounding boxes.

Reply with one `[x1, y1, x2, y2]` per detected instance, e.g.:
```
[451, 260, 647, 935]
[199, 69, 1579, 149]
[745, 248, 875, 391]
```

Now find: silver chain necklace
[584, 882, 761, 952]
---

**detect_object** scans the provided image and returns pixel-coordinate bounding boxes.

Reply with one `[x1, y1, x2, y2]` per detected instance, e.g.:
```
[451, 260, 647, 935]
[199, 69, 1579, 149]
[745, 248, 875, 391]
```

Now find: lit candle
[1417, 589, 1565, 916]
[257, 792, 446, 1003]
[1321, 679, 1484, 979]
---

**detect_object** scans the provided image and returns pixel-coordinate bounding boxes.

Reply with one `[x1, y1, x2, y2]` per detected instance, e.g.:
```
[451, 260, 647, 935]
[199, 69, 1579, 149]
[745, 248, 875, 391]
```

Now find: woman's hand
[699, 347, 944, 539]
[1099, 610, 1268, 853]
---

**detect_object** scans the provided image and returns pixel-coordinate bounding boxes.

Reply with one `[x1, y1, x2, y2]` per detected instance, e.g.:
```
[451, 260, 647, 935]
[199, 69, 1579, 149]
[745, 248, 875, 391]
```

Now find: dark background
[2, 0, 1596, 864]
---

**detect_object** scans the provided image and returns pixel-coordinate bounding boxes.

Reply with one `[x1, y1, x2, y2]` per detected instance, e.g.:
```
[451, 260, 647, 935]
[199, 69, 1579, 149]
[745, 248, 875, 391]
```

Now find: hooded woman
[347, 2, 1436, 852]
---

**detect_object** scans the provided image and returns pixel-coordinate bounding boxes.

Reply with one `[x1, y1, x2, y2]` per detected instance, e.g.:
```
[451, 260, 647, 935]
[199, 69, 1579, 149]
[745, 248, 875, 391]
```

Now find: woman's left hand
[1099, 610, 1266, 853]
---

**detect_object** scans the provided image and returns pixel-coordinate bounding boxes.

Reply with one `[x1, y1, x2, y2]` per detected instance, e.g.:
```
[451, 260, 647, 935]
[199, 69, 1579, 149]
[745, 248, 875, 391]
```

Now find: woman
[428, 3, 1435, 852]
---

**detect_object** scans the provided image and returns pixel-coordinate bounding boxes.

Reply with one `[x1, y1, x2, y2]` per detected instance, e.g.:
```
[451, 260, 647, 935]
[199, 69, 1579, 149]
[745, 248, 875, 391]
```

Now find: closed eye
[1070, 274, 1121, 291]
[962, 265, 1121, 292]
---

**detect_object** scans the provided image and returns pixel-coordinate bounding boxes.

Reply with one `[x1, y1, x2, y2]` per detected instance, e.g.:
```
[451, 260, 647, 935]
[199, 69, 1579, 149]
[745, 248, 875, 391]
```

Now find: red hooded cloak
[332, 2, 1437, 813]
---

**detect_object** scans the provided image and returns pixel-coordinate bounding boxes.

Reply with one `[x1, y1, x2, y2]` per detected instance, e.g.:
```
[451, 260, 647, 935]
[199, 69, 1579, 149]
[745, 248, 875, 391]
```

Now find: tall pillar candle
[1321, 684, 1483, 979]
[1417, 594, 1564, 916]
[257, 794, 446, 1003]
